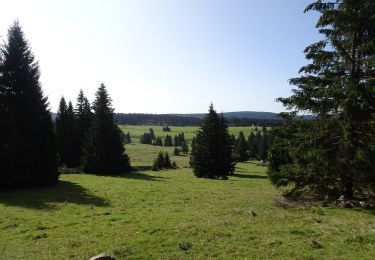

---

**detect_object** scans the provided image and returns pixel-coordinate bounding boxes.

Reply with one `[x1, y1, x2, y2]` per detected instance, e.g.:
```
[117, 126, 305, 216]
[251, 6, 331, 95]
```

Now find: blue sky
[0, 0, 321, 113]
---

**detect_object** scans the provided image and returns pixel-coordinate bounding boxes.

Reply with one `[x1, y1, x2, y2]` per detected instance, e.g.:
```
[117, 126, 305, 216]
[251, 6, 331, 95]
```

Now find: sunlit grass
[0, 126, 374, 259]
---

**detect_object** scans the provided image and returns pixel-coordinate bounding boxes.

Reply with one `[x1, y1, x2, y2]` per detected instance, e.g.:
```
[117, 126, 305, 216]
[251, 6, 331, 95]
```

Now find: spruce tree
[154, 137, 163, 146]
[164, 134, 173, 146]
[173, 135, 179, 147]
[82, 83, 131, 174]
[234, 131, 248, 162]
[0, 21, 58, 186]
[181, 142, 189, 154]
[174, 146, 181, 156]
[247, 132, 256, 158]
[66, 101, 80, 166]
[56, 97, 68, 164]
[268, 0, 375, 198]
[164, 152, 172, 168]
[75, 89, 92, 160]
[56, 99, 80, 167]
[190, 104, 235, 179]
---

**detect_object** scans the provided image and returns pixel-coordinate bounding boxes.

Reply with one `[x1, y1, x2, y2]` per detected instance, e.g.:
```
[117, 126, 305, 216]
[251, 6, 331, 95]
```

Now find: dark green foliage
[181, 142, 189, 154]
[55, 98, 80, 167]
[247, 133, 256, 158]
[173, 132, 186, 146]
[162, 125, 171, 132]
[124, 132, 131, 144]
[75, 89, 92, 160]
[153, 137, 163, 146]
[114, 113, 283, 126]
[257, 134, 268, 161]
[230, 134, 236, 145]
[269, 0, 375, 198]
[82, 83, 131, 174]
[173, 135, 179, 147]
[164, 135, 173, 146]
[190, 104, 235, 179]
[164, 152, 172, 168]
[140, 133, 153, 144]
[152, 151, 174, 171]
[174, 147, 181, 156]
[140, 129, 155, 144]
[0, 21, 58, 187]
[246, 131, 274, 161]
[234, 131, 248, 162]
[149, 128, 155, 140]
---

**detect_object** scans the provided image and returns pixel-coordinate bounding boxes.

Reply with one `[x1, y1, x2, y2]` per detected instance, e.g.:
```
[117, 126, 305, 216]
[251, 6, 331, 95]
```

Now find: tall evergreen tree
[154, 137, 163, 146]
[268, 0, 375, 198]
[0, 21, 58, 186]
[190, 104, 235, 179]
[181, 142, 189, 154]
[82, 83, 131, 174]
[164, 134, 173, 146]
[75, 89, 92, 160]
[234, 131, 248, 162]
[247, 132, 256, 158]
[56, 98, 80, 167]
[124, 132, 131, 144]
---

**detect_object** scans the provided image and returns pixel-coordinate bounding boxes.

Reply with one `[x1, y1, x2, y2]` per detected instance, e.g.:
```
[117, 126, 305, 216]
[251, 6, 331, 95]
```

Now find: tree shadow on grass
[231, 173, 268, 179]
[107, 170, 169, 182]
[0, 180, 109, 210]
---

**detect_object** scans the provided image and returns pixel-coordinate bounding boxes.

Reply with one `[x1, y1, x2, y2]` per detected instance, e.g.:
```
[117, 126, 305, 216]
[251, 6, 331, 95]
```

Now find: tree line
[55, 85, 131, 174]
[114, 113, 283, 127]
[232, 129, 274, 162]
[0, 21, 131, 187]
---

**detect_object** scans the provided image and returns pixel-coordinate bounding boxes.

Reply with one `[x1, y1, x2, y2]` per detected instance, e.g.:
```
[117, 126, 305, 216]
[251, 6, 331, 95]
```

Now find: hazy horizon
[0, 0, 321, 114]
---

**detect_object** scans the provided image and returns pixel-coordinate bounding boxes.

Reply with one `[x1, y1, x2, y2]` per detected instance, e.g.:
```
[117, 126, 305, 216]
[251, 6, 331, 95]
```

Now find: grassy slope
[0, 126, 374, 259]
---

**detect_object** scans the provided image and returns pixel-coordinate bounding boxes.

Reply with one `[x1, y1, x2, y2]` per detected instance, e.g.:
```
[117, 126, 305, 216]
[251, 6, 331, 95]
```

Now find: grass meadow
[0, 125, 374, 259]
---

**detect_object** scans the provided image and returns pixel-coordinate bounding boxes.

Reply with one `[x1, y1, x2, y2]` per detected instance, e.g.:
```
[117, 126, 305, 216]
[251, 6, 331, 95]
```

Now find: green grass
[0, 126, 374, 259]
[119, 125, 261, 143]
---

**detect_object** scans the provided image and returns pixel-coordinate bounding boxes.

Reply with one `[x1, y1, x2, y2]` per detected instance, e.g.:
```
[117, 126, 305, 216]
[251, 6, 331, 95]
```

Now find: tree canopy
[0, 21, 58, 187]
[190, 104, 235, 179]
[268, 0, 375, 198]
[82, 83, 131, 174]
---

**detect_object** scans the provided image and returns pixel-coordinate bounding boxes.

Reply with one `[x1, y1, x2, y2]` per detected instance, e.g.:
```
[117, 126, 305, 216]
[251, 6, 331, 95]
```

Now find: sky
[0, 0, 322, 114]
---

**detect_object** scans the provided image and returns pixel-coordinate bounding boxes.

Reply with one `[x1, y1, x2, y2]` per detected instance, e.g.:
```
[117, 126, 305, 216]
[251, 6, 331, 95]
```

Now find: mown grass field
[0, 126, 374, 259]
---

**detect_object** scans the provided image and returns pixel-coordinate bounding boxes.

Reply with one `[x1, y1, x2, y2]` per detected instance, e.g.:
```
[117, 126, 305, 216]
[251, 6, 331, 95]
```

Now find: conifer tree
[181, 142, 189, 154]
[190, 104, 235, 179]
[247, 132, 256, 158]
[154, 137, 163, 146]
[173, 135, 179, 147]
[124, 132, 131, 144]
[66, 101, 81, 166]
[269, 0, 375, 198]
[234, 131, 248, 162]
[164, 134, 173, 146]
[156, 151, 165, 169]
[174, 146, 181, 156]
[149, 128, 155, 140]
[164, 152, 172, 168]
[56, 99, 80, 167]
[75, 89, 92, 159]
[82, 83, 131, 174]
[0, 21, 58, 186]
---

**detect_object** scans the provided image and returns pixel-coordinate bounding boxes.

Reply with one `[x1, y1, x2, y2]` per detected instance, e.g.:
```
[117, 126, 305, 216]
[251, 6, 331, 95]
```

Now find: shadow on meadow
[93, 168, 169, 182]
[0, 180, 109, 210]
[124, 171, 169, 181]
[231, 173, 268, 179]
